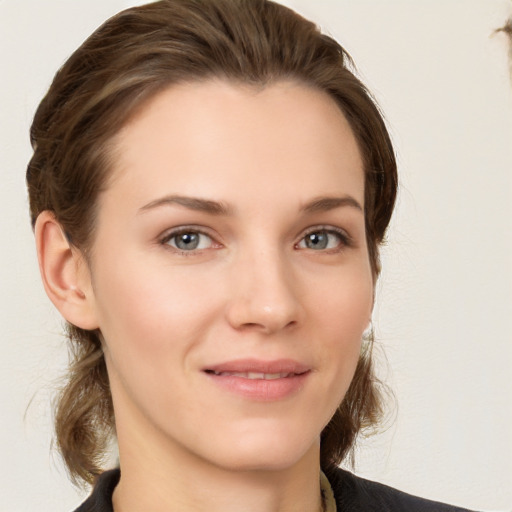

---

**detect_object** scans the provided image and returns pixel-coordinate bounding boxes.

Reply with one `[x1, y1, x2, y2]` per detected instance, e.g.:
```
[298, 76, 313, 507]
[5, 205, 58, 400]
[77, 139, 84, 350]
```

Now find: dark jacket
[74, 467, 477, 512]
[324, 466, 477, 512]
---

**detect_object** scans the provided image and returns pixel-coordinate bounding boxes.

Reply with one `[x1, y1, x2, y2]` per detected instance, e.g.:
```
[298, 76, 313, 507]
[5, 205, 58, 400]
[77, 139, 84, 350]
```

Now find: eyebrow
[138, 194, 362, 216]
[138, 195, 232, 215]
[301, 195, 363, 213]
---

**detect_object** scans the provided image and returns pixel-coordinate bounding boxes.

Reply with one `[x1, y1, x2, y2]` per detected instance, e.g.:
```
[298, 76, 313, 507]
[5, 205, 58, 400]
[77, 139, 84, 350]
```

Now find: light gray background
[1, 0, 511, 511]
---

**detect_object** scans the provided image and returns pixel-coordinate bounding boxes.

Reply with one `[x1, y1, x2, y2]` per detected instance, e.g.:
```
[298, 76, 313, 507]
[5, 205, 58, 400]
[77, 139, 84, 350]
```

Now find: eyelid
[159, 225, 221, 253]
[295, 225, 353, 251]
[157, 224, 353, 254]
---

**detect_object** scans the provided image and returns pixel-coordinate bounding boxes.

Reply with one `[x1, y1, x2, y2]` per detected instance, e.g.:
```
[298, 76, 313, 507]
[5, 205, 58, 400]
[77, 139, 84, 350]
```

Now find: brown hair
[27, 0, 397, 485]
[497, 17, 512, 40]
[496, 16, 512, 71]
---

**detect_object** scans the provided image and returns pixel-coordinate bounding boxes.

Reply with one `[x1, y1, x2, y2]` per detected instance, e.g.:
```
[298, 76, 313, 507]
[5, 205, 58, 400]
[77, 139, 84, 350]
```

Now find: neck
[112, 422, 322, 512]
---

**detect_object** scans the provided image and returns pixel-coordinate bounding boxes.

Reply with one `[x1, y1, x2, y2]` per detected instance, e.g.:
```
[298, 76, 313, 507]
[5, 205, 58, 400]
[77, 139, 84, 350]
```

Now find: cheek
[92, 256, 223, 368]
[94, 263, 226, 428]
[310, 266, 373, 384]
[312, 265, 373, 336]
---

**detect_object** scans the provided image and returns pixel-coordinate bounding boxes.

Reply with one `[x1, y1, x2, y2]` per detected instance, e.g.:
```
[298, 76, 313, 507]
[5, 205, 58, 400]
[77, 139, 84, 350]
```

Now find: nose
[225, 248, 302, 334]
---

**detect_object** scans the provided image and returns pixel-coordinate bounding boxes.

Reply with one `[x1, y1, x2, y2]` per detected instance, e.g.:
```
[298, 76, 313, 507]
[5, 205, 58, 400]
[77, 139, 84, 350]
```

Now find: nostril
[235, 319, 298, 334]
[234, 322, 268, 333]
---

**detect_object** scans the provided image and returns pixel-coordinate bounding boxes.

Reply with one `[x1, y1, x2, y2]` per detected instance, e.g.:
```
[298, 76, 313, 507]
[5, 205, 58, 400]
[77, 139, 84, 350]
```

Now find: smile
[203, 359, 311, 401]
[206, 371, 296, 380]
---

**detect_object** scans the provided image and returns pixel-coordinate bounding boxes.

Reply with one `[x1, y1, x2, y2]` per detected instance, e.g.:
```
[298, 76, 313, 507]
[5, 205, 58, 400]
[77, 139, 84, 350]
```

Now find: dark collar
[73, 466, 476, 512]
[73, 469, 120, 512]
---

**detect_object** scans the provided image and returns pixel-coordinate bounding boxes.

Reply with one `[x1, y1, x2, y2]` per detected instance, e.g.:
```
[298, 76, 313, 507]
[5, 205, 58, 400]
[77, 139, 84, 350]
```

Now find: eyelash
[159, 225, 353, 255]
[159, 226, 217, 255]
[295, 226, 353, 253]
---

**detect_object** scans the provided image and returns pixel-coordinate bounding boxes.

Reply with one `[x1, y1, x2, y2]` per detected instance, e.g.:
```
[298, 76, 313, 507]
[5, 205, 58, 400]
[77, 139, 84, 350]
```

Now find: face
[85, 80, 373, 473]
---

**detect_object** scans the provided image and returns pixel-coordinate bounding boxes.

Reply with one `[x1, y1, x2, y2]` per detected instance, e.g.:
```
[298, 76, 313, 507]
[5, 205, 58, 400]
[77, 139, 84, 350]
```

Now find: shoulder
[325, 466, 479, 512]
[72, 469, 119, 512]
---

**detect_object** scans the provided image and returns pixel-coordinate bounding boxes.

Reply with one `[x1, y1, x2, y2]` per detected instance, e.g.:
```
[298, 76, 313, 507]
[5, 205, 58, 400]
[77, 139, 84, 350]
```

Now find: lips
[203, 359, 310, 400]
[207, 371, 296, 380]
[204, 358, 310, 375]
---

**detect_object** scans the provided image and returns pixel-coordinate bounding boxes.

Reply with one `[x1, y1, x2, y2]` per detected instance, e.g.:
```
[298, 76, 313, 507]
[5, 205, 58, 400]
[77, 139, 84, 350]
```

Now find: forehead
[105, 79, 364, 209]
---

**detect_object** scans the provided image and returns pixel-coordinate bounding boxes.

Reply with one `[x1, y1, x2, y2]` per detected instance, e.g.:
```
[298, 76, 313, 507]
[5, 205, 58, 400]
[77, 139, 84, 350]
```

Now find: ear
[34, 211, 99, 330]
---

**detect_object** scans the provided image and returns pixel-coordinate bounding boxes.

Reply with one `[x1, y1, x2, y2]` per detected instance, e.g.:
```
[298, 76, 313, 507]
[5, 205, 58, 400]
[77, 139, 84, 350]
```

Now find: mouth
[205, 370, 299, 380]
[203, 359, 310, 401]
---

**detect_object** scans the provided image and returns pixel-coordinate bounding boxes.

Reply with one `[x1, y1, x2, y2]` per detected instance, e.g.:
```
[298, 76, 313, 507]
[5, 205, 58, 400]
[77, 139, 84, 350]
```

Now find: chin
[201, 427, 320, 473]
[210, 451, 311, 474]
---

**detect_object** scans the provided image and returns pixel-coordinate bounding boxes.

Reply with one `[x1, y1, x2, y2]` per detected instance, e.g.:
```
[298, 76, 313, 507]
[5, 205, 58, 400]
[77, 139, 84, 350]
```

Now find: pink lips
[203, 359, 310, 401]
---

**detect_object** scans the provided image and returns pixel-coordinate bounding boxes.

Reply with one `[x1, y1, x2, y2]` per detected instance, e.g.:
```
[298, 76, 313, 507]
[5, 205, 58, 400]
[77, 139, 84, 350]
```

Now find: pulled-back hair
[27, 0, 397, 485]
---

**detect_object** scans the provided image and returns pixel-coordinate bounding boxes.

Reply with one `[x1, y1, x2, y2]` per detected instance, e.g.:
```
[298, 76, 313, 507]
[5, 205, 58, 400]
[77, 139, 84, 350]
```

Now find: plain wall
[1, 0, 511, 510]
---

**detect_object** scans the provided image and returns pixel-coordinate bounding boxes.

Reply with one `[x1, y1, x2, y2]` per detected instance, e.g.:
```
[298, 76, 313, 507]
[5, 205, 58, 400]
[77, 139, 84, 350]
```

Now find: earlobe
[34, 211, 99, 330]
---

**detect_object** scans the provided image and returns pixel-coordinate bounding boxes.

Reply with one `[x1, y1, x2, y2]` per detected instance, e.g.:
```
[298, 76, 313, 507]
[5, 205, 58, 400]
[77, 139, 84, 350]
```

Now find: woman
[27, 0, 476, 510]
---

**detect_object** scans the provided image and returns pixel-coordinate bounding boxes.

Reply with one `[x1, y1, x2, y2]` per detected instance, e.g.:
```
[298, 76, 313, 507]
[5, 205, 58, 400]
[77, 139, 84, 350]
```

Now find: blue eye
[298, 229, 346, 251]
[164, 230, 213, 251]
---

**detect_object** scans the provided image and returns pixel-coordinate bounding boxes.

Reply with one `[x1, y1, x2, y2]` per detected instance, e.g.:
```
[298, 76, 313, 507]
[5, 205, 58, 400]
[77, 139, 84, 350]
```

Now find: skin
[36, 80, 373, 512]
